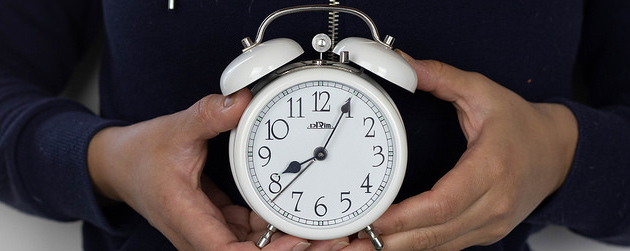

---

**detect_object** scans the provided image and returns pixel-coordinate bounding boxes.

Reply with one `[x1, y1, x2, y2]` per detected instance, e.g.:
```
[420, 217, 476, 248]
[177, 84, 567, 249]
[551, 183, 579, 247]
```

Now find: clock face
[231, 68, 406, 240]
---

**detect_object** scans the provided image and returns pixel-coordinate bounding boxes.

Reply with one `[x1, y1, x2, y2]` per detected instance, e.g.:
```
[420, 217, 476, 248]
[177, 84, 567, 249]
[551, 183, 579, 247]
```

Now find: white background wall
[1, 40, 629, 251]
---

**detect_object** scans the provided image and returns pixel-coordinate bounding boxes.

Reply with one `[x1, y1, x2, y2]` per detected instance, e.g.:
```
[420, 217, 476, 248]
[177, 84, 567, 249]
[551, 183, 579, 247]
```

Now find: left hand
[344, 52, 578, 250]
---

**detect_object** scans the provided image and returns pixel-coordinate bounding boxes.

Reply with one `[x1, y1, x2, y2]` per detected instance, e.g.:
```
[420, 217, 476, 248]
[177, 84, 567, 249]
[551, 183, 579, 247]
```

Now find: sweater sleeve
[526, 0, 630, 245]
[0, 0, 126, 230]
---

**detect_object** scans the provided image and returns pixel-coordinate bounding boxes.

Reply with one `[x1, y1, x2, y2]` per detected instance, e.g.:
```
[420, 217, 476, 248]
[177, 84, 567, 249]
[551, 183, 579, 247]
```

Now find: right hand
[87, 89, 311, 250]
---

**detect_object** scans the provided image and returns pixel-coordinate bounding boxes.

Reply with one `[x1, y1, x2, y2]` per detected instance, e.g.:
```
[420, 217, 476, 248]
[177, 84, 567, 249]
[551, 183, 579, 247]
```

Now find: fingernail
[395, 49, 414, 64]
[223, 94, 236, 108]
[331, 241, 350, 251]
[292, 242, 311, 251]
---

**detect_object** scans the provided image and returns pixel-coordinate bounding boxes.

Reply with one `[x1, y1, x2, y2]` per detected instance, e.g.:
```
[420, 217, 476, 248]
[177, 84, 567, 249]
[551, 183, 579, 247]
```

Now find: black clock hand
[323, 97, 351, 149]
[282, 157, 316, 174]
[272, 98, 351, 202]
[271, 159, 316, 202]
[281, 98, 350, 174]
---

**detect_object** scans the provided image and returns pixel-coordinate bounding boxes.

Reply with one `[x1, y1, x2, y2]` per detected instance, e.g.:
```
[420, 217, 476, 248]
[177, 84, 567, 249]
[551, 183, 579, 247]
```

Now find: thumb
[397, 50, 488, 105]
[182, 88, 253, 141]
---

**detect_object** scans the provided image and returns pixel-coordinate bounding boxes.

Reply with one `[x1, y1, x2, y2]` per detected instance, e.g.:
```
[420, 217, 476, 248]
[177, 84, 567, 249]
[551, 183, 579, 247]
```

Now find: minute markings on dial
[245, 81, 398, 229]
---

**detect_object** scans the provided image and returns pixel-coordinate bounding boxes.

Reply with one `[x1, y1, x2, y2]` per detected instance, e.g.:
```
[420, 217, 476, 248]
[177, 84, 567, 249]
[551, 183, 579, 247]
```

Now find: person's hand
[344, 52, 578, 250]
[87, 89, 312, 250]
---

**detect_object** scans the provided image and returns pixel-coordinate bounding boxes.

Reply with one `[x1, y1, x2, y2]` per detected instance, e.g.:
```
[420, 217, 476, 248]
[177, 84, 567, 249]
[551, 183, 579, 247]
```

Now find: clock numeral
[340, 191, 352, 213]
[268, 173, 282, 194]
[265, 119, 289, 140]
[258, 146, 271, 167]
[345, 99, 353, 118]
[291, 191, 303, 212]
[361, 173, 373, 193]
[372, 145, 385, 167]
[287, 97, 304, 118]
[363, 117, 376, 137]
[312, 91, 331, 112]
[314, 196, 328, 217]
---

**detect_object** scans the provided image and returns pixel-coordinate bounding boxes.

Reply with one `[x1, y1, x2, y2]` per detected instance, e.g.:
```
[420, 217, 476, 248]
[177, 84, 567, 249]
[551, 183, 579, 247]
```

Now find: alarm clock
[220, 5, 416, 250]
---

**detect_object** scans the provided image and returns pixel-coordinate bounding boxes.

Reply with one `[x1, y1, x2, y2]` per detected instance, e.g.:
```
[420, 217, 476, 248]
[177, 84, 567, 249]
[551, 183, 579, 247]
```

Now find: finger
[222, 205, 252, 241]
[368, 146, 519, 250]
[182, 88, 253, 141]
[397, 51, 488, 104]
[247, 212, 311, 251]
[308, 237, 350, 251]
[246, 211, 285, 243]
[343, 237, 374, 251]
[372, 149, 489, 235]
[158, 189, 241, 250]
[354, 196, 494, 251]
[262, 235, 310, 251]
[418, 228, 497, 251]
[376, 223, 465, 250]
[376, 197, 505, 251]
[248, 210, 270, 232]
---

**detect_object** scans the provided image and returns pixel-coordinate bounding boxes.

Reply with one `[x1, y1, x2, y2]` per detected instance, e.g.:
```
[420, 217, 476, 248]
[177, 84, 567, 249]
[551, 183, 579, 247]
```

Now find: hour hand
[282, 157, 315, 174]
[282, 161, 301, 174]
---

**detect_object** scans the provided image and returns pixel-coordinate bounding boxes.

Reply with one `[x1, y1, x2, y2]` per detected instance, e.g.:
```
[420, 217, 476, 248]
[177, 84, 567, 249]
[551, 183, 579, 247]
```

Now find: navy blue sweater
[1, 0, 630, 250]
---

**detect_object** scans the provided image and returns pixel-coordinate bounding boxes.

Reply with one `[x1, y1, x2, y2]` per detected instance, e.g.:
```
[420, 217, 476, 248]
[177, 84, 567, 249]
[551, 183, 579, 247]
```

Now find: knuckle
[493, 224, 513, 241]
[430, 196, 457, 225]
[478, 205, 517, 246]
[463, 71, 495, 98]
[423, 60, 450, 80]
[492, 198, 515, 219]
[190, 95, 223, 136]
[480, 224, 512, 245]
[410, 229, 440, 250]
[193, 96, 217, 124]
[485, 183, 518, 220]
[467, 71, 488, 83]
[390, 210, 409, 233]
[427, 59, 448, 73]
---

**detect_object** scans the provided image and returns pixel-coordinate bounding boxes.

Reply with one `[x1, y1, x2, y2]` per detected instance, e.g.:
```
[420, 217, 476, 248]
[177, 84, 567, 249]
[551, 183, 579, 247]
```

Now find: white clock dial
[230, 67, 407, 240]
[250, 80, 392, 224]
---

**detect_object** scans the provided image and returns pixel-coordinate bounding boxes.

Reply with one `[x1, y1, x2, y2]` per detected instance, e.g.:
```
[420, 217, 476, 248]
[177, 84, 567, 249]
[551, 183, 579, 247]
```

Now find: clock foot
[364, 225, 384, 250]
[256, 224, 277, 248]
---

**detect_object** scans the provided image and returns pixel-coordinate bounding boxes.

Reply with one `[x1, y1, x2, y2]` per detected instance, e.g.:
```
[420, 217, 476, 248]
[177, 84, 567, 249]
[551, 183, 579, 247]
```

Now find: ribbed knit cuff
[527, 98, 630, 244]
[13, 98, 132, 234]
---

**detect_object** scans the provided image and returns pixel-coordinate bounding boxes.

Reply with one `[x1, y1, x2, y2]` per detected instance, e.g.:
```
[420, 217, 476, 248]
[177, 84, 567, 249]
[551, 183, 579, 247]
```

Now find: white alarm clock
[220, 5, 416, 250]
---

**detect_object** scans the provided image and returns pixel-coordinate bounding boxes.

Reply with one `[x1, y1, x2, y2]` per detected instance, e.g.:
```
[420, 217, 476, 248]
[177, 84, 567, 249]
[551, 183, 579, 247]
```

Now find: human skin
[343, 52, 578, 250]
[87, 51, 577, 250]
[87, 89, 350, 251]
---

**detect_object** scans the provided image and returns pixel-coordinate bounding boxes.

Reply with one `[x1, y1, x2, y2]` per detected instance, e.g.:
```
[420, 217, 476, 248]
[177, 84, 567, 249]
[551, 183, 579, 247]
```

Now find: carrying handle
[241, 4, 394, 51]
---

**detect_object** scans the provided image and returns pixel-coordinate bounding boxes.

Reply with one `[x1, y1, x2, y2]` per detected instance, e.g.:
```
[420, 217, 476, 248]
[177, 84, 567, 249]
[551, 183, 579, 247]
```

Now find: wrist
[536, 103, 578, 191]
[87, 126, 125, 202]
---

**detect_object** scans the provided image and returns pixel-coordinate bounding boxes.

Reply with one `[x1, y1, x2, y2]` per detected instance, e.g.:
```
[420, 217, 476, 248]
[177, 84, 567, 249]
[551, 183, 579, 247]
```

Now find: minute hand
[323, 97, 351, 149]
